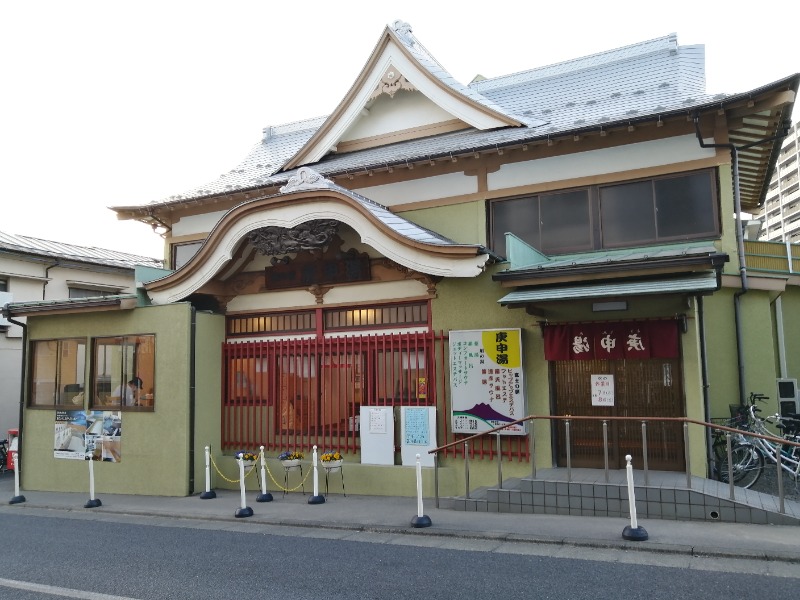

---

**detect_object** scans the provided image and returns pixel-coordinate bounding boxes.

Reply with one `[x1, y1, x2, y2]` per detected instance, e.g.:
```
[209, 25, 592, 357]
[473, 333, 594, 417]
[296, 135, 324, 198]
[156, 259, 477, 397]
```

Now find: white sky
[1, 1, 798, 258]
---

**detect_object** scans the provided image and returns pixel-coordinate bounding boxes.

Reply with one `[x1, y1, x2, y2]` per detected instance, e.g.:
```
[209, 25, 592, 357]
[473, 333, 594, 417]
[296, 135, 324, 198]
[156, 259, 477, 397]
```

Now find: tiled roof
[389, 20, 533, 125]
[112, 31, 764, 210]
[498, 271, 718, 304]
[0, 230, 163, 270]
[509, 241, 722, 272]
[278, 167, 483, 249]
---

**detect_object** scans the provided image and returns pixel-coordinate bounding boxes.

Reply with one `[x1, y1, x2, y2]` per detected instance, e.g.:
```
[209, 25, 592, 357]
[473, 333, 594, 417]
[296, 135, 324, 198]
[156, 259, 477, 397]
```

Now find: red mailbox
[7, 429, 18, 470]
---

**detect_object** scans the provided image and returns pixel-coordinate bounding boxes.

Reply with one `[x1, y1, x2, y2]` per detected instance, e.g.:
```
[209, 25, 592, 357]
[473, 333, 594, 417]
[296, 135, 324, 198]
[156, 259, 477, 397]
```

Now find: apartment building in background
[758, 121, 799, 243]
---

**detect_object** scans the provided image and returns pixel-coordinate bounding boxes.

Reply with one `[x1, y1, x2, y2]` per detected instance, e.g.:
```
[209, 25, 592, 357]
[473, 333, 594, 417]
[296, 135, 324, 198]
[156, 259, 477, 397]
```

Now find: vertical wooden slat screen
[221, 331, 528, 462]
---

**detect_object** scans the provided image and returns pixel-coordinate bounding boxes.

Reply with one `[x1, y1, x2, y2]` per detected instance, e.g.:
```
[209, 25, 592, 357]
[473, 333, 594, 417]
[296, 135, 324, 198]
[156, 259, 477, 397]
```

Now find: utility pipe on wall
[693, 114, 789, 406]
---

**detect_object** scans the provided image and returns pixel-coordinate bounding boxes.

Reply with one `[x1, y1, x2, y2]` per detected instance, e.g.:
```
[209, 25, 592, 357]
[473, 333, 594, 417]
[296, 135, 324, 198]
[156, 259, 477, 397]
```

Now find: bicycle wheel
[717, 443, 764, 489]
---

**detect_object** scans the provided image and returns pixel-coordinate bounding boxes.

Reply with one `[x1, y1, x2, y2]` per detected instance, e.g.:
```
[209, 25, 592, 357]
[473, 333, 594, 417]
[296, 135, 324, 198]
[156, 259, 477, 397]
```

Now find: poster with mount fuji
[449, 329, 525, 435]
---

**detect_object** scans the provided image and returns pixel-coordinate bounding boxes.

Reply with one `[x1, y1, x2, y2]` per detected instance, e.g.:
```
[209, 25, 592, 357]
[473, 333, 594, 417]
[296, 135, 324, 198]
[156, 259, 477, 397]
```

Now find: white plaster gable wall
[172, 210, 228, 237]
[45, 267, 136, 300]
[226, 289, 318, 313]
[353, 171, 477, 207]
[340, 92, 456, 143]
[298, 40, 512, 166]
[1, 256, 51, 279]
[225, 279, 429, 314]
[149, 199, 487, 304]
[323, 279, 428, 304]
[488, 135, 716, 190]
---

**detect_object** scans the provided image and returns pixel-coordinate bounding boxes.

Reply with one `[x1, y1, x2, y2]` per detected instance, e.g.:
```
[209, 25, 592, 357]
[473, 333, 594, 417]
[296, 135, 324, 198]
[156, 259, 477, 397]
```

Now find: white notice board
[359, 406, 394, 465]
[400, 406, 436, 467]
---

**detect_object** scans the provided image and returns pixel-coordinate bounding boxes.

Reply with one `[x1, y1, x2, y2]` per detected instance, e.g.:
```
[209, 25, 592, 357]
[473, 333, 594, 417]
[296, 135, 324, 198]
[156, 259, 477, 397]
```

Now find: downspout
[693, 114, 788, 407]
[188, 305, 197, 494]
[774, 294, 787, 378]
[43, 261, 59, 300]
[697, 295, 713, 474]
[6, 311, 27, 480]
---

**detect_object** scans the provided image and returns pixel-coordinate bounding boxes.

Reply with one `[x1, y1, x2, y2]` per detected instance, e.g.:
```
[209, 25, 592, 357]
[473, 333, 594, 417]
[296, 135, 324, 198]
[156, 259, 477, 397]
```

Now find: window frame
[171, 240, 204, 270]
[488, 168, 719, 257]
[28, 337, 88, 409]
[91, 334, 156, 412]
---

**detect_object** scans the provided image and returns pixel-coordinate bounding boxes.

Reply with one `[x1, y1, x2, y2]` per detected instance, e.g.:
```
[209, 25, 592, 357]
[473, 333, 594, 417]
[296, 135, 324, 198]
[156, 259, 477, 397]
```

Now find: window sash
[92, 335, 156, 410]
[30, 338, 86, 407]
[489, 169, 718, 256]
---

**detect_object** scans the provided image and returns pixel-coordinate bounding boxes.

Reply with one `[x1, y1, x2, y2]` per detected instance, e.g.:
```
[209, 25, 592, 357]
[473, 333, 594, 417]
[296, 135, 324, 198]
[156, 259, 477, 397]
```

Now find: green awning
[499, 271, 718, 305]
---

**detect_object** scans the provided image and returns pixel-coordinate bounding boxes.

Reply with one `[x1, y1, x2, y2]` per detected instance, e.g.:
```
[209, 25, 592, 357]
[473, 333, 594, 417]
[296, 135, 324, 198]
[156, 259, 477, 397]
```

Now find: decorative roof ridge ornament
[279, 167, 334, 194]
[391, 20, 415, 46]
[371, 66, 417, 100]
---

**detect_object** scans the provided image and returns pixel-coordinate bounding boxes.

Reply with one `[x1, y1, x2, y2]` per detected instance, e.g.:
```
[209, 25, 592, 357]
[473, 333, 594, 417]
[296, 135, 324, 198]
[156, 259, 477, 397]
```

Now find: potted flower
[236, 451, 259, 467]
[278, 450, 304, 468]
[320, 450, 343, 470]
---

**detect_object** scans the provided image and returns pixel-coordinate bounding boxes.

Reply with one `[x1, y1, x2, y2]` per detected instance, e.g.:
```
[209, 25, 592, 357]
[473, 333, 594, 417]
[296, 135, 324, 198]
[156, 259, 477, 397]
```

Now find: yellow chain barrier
[208, 448, 314, 492]
[209, 451, 259, 484]
[264, 459, 313, 492]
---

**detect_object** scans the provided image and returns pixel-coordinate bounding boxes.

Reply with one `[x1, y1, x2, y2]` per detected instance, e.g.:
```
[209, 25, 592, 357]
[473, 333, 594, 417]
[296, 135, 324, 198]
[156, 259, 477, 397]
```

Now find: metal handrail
[429, 414, 800, 511]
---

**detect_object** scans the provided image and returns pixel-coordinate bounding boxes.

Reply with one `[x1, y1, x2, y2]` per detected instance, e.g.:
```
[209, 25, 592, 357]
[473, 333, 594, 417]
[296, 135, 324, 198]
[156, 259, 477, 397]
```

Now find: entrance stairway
[440, 468, 800, 526]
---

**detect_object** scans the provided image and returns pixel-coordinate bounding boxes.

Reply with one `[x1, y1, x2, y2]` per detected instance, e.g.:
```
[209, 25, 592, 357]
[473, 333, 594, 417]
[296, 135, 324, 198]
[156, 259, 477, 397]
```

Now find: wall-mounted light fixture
[592, 301, 628, 312]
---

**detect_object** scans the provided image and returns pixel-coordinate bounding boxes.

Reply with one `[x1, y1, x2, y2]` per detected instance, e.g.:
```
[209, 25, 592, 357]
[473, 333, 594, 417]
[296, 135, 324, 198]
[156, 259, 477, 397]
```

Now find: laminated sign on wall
[449, 328, 525, 435]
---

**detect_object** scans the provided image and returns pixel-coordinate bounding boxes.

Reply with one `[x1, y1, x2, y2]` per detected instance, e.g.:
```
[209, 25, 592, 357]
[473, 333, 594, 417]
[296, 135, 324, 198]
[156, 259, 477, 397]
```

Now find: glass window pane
[540, 190, 592, 252]
[30, 339, 86, 407]
[58, 339, 86, 405]
[655, 172, 716, 238]
[173, 241, 203, 269]
[93, 335, 155, 410]
[31, 341, 57, 406]
[600, 181, 656, 246]
[490, 197, 539, 258]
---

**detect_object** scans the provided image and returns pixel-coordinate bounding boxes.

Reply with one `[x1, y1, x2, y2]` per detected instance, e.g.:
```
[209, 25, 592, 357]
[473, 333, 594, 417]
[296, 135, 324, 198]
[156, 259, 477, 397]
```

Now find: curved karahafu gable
[145, 168, 490, 304]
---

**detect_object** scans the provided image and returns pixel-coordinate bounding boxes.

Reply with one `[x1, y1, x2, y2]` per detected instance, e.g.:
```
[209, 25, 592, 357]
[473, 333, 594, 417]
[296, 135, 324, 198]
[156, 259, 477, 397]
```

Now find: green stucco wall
[20, 303, 220, 496]
[702, 287, 780, 419]
[192, 311, 225, 494]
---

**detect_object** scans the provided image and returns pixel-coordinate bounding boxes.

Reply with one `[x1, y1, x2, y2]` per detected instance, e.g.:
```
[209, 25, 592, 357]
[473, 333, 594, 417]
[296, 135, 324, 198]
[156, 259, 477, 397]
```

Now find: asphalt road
[0, 509, 797, 600]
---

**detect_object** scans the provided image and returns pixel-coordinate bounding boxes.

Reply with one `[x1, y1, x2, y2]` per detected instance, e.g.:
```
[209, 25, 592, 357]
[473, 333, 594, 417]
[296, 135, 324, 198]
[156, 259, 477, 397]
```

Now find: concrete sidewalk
[2, 471, 798, 563]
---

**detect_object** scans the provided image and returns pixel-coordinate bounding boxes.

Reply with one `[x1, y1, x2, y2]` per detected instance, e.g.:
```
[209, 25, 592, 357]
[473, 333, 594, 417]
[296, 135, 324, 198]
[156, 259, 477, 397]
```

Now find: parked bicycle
[0, 439, 8, 474]
[712, 393, 800, 489]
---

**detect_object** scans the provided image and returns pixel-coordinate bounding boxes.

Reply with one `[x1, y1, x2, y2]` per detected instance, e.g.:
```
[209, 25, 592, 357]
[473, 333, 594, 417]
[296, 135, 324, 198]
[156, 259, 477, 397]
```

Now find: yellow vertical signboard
[449, 329, 525, 435]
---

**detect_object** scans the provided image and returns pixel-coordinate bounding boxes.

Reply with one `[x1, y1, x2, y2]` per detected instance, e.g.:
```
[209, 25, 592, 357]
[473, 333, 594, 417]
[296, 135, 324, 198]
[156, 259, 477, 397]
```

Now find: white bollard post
[84, 456, 101, 508]
[411, 453, 431, 528]
[234, 457, 253, 518]
[9, 451, 25, 504]
[256, 445, 272, 502]
[308, 445, 325, 504]
[200, 445, 216, 499]
[622, 454, 647, 541]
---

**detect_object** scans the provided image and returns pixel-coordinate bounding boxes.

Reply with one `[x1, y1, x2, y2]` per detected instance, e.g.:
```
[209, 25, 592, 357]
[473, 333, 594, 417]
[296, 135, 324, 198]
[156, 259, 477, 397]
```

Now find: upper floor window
[489, 170, 719, 258]
[29, 338, 86, 407]
[226, 301, 430, 338]
[172, 241, 203, 270]
[68, 288, 118, 299]
[0, 278, 7, 292]
[92, 335, 156, 411]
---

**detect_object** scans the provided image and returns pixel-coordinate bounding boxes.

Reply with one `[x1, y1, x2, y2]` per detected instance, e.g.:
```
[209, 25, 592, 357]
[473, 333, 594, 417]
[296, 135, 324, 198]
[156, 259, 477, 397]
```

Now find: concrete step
[442, 468, 800, 525]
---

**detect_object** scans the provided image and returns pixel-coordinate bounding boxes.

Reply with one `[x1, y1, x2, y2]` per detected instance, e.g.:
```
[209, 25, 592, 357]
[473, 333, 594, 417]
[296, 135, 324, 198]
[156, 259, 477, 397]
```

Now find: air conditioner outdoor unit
[776, 378, 799, 416]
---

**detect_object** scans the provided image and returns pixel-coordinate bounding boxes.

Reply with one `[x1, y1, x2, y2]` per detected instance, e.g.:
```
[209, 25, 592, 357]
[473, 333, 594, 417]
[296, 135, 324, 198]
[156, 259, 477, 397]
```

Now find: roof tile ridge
[12, 234, 158, 262]
[389, 20, 511, 117]
[262, 115, 328, 138]
[472, 34, 679, 92]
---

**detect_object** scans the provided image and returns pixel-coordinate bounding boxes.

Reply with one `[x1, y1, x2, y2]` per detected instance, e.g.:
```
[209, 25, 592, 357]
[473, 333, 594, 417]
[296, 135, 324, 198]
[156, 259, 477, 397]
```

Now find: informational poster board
[359, 406, 394, 465]
[54, 410, 122, 462]
[400, 406, 436, 467]
[591, 374, 615, 406]
[449, 328, 526, 435]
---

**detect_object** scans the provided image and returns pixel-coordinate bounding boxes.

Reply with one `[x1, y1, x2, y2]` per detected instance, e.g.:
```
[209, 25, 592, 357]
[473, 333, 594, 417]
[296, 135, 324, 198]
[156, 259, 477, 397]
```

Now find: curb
[7, 501, 800, 564]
